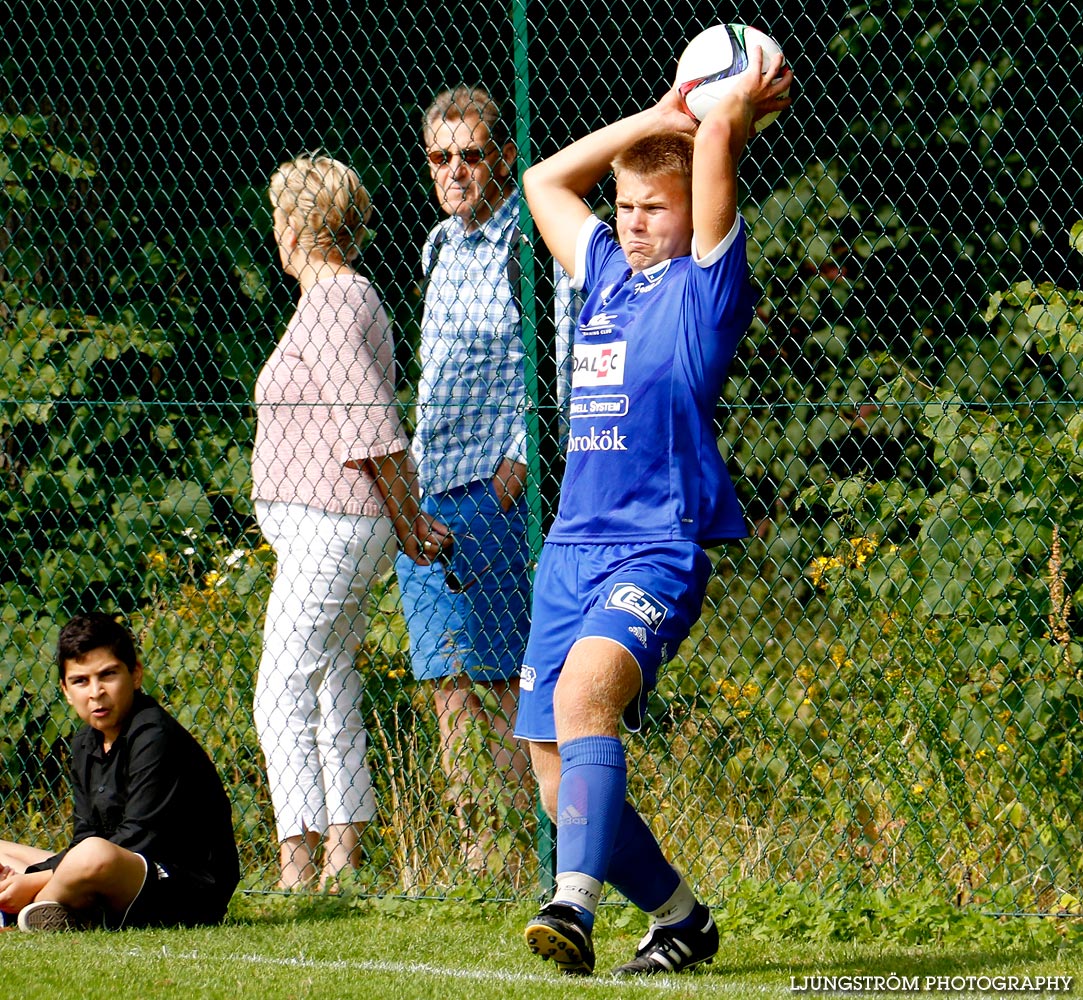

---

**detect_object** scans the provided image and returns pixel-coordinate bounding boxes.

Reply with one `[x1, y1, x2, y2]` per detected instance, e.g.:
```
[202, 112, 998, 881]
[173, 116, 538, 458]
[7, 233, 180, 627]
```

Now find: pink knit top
[251, 274, 410, 517]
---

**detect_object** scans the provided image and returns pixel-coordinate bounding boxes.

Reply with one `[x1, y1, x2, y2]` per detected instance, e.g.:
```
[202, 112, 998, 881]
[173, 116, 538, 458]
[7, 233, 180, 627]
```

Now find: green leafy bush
[0, 113, 268, 622]
[0, 112, 271, 827]
[785, 223, 1083, 906]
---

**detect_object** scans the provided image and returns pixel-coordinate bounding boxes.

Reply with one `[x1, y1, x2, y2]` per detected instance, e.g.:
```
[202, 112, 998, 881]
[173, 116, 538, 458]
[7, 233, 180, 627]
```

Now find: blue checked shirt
[413, 188, 528, 494]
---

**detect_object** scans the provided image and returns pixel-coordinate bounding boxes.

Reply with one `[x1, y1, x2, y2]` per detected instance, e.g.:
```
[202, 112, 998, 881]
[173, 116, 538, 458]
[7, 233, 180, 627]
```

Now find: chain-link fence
[2, 1, 1081, 912]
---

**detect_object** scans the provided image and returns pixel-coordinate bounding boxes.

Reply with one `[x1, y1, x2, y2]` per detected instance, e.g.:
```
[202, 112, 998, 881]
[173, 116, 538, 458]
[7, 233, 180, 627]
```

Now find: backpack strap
[420, 222, 522, 315]
[421, 225, 449, 284]
[506, 224, 522, 316]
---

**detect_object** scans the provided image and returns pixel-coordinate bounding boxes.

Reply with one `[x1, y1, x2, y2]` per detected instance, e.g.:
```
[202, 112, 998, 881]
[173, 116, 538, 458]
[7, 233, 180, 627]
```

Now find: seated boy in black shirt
[0, 613, 240, 931]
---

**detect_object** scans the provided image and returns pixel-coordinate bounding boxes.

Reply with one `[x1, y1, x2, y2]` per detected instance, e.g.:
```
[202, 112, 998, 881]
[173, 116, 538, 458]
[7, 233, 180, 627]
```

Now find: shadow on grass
[226, 890, 373, 927]
[225, 889, 513, 929]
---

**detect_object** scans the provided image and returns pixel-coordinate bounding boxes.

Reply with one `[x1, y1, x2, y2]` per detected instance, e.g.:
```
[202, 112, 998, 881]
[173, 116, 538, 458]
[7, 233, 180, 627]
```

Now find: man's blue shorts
[394, 479, 531, 682]
[515, 540, 711, 741]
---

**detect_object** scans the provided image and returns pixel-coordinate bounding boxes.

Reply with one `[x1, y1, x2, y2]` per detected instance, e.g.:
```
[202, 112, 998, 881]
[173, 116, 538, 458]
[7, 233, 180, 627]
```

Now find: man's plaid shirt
[412, 188, 527, 494]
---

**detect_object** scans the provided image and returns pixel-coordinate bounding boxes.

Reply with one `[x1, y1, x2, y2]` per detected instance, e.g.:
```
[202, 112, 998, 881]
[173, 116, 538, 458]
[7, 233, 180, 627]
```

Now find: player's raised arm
[523, 94, 696, 276]
[691, 47, 793, 254]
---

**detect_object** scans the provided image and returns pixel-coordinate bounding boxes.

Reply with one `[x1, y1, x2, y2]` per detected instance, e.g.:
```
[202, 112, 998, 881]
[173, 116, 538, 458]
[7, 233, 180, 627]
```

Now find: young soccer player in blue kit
[516, 51, 793, 976]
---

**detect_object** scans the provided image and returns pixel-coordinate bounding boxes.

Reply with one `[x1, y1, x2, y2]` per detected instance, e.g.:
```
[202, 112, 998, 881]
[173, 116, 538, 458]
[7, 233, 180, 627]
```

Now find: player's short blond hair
[268, 153, 371, 262]
[612, 132, 694, 185]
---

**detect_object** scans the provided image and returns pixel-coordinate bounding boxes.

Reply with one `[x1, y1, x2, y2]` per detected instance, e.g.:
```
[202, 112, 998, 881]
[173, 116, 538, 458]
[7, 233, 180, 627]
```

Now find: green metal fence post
[512, 0, 556, 896]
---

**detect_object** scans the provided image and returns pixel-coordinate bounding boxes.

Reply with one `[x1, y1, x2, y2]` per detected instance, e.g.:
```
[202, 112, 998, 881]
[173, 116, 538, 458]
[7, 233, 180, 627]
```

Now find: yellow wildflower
[720, 679, 741, 702]
[850, 535, 879, 565]
[808, 556, 842, 590]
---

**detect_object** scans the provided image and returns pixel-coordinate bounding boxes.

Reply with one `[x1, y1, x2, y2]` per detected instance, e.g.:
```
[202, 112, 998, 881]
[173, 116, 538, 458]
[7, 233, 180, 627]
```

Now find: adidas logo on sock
[557, 804, 588, 828]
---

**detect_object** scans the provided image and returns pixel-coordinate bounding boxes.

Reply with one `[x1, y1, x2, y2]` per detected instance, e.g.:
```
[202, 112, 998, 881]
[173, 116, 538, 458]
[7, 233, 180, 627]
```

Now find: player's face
[614, 171, 694, 273]
[61, 647, 143, 748]
[426, 115, 515, 231]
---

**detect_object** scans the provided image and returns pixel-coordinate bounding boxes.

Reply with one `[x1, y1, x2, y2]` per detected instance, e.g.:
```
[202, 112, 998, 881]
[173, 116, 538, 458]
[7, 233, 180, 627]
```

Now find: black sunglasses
[435, 545, 465, 593]
[426, 144, 494, 168]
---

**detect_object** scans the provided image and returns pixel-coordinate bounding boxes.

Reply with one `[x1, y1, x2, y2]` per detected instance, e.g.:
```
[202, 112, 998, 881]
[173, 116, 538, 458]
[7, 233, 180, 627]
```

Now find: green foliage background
[1, 0, 1081, 910]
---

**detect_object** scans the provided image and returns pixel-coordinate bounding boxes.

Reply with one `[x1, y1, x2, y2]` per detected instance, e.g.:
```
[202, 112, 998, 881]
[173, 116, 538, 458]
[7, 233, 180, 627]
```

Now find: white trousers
[254, 501, 393, 841]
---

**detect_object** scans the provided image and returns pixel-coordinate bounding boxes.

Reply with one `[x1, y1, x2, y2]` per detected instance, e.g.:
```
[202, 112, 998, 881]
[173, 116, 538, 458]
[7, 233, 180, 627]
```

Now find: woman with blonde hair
[252, 154, 448, 890]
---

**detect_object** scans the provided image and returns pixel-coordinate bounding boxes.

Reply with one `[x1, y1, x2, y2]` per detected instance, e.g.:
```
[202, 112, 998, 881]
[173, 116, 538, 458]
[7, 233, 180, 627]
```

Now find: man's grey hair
[422, 84, 509, 148]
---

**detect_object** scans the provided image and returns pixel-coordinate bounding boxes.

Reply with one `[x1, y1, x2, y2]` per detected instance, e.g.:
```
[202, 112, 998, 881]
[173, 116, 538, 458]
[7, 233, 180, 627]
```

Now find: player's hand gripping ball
[675, 23, 790, 129]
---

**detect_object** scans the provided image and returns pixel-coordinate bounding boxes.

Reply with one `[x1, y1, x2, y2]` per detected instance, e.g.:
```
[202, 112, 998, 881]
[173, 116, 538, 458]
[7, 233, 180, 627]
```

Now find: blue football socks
[550, 735, 628, 928]
[605, 800, 683, 912]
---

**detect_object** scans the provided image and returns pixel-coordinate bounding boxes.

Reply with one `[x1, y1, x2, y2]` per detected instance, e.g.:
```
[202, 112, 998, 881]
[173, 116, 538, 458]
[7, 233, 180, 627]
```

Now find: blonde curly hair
[268, 153, 371, 262]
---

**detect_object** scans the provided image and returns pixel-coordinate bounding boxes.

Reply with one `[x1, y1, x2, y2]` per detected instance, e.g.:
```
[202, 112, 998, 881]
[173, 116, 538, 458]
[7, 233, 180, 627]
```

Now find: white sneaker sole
[17, 901, 80, 932]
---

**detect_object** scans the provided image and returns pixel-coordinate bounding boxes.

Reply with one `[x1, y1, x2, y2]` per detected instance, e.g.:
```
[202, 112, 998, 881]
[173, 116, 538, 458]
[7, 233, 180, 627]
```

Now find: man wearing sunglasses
[394, 84, 533, 875]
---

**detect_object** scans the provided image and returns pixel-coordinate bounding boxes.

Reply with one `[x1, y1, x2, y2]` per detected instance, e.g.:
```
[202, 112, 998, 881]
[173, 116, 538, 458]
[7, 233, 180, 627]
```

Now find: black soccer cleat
[611, 906, 719, 976]
[524, 902, 596, 975]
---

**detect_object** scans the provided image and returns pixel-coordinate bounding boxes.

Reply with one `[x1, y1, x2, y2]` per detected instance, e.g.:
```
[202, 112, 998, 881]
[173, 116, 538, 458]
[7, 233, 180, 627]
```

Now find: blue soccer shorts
[515, 540, 711, 740]
[395, 479, 531, 682]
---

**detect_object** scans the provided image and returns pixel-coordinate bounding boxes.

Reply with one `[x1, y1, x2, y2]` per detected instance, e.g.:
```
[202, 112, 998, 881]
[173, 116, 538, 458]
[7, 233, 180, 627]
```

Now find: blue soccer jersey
[547, 215, 754, 545]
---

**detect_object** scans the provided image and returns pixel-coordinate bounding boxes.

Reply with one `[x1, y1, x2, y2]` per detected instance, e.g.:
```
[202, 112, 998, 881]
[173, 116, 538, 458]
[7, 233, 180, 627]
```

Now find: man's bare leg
[434, 675, 533, 871]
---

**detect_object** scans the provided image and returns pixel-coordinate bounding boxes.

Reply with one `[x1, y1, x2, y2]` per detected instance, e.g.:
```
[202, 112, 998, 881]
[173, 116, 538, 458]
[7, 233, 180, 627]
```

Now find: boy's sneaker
[524, 902, 595, 975]
[612, 907, 719, 976]
[17, 901, 91, 932]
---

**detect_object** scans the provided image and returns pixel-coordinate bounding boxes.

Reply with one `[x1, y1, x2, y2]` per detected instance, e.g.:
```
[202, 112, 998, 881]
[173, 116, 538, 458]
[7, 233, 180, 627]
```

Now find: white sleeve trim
[691, 216, 742, 268]
[570, 215, 608, 290]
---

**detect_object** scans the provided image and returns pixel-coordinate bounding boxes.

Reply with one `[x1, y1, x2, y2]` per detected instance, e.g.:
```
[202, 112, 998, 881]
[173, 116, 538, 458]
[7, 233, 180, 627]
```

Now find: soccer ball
[674, 23, 789, 128]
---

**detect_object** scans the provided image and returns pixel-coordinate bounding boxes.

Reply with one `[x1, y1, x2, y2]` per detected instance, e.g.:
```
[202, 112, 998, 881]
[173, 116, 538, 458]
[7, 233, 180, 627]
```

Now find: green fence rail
[2, 1, 1082, 912]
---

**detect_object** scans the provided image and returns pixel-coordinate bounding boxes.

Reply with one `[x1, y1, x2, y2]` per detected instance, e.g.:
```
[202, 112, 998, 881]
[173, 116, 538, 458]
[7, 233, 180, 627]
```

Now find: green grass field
[4, 894, 1083, 1000]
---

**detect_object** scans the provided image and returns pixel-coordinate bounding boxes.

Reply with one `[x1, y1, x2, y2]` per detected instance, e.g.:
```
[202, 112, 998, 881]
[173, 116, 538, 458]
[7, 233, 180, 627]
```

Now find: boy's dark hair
[57, 613, 138, 682]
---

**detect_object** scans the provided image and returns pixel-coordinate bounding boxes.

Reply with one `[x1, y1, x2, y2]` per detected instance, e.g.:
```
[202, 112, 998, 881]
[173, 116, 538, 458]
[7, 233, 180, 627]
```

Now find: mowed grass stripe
[122, 945, 752, 991]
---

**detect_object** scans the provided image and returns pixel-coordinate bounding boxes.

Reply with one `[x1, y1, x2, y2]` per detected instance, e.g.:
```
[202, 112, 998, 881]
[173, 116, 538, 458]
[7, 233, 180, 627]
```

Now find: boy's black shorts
[109, 855, 230, 930]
